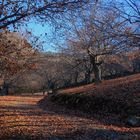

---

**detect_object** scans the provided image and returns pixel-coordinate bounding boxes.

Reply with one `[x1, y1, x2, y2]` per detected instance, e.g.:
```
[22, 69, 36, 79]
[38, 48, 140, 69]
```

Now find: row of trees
[9, 49, 139, 94]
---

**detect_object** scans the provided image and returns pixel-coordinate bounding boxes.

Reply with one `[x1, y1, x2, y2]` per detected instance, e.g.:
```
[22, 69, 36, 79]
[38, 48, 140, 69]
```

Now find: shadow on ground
[1, 128, 139, 140]
[38, 95, 140, 128]
[0, 96, 139, 140]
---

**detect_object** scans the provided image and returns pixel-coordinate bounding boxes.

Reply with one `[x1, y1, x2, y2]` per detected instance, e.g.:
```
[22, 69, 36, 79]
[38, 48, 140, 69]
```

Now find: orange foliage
[0, 31, 35, 77]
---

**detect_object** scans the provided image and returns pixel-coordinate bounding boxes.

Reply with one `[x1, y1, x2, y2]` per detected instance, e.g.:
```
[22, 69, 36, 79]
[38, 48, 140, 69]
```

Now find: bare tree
[117, 0, 140, 24]
[0, 0, 88, 30]
[114, 0, 140, 47]
[56, 0, 137, 84]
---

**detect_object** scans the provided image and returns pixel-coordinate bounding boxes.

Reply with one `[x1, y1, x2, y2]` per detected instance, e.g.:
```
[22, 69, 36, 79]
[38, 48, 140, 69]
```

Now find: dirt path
[0, 96, 139, 140]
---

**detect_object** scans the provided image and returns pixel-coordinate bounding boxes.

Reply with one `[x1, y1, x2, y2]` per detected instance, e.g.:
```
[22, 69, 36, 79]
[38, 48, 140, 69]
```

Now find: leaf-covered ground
[0, 95, 140, 140]
[50, 73, 140, 117]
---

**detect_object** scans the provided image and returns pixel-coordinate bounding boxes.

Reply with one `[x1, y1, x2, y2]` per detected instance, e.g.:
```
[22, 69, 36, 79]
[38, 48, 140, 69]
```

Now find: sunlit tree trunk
[88, 50, 102, 84]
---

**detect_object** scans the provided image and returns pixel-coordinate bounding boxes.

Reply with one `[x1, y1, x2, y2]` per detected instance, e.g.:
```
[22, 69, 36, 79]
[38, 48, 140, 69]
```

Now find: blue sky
[26, 21, 56, 52]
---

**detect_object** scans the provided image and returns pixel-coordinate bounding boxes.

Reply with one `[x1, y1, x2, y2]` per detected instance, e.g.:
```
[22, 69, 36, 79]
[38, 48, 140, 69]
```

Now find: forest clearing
[0, 0, 140, 139]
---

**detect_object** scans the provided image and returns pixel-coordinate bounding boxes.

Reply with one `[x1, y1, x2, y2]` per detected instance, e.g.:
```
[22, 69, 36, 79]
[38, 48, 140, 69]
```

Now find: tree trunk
[1, 82, 9, 95]
[84, 70, 91, 84]
[74, 72, 79, 84]
[89, 56, 102, 84]
[88, 49, 102, 84]
[93, 65, 102, 84]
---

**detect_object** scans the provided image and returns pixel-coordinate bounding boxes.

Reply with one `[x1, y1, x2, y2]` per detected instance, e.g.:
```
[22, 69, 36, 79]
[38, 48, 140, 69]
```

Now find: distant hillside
[9, 50, 140, 94]
[9, 52, 62, 94]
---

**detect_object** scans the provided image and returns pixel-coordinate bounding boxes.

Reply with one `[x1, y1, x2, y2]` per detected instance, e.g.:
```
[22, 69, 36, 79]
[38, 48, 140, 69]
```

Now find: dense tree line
[8, 50, 140, 94]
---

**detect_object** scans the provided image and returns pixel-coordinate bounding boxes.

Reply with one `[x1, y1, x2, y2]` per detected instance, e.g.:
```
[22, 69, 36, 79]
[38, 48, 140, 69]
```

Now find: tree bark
[88, 50, 102, 84]
[93, 65, 102, 84]
[1, 82, 9, 95]
[74, 72, 79, 84]
[84, 70, 91, 84]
